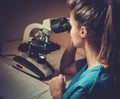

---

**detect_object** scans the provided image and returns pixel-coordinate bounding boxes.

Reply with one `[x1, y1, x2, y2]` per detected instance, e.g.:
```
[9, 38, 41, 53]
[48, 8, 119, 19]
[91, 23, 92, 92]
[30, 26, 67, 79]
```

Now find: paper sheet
[0, 59, 52, 99]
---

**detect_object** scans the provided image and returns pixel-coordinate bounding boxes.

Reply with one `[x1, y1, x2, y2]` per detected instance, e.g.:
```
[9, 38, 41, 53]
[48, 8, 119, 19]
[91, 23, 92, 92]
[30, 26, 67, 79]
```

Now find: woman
[49, 0, 120, 99]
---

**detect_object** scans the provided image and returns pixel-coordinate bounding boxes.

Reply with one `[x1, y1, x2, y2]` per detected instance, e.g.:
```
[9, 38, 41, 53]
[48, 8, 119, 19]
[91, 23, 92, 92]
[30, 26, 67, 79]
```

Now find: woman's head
[68, 0, 120, 92]
[68, 0, 115, 65]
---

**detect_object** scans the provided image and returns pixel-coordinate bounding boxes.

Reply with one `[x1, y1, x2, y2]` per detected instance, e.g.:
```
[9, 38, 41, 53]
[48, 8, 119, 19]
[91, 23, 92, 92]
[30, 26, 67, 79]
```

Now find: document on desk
[0, 59, 52, 99]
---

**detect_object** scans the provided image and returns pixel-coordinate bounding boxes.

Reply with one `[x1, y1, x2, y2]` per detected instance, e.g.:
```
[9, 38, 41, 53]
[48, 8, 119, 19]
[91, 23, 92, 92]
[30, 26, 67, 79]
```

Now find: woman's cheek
[70, 32, 77, 46]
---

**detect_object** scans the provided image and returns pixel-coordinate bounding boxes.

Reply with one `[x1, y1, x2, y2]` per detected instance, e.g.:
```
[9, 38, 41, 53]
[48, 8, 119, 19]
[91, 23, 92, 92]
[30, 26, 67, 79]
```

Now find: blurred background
[0, 0, 119, 55]
[0, 0, 69, 42]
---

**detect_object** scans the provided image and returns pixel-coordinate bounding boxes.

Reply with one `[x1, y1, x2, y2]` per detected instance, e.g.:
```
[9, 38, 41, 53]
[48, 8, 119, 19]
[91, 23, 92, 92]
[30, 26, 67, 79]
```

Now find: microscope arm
[22, 23, 45, 43]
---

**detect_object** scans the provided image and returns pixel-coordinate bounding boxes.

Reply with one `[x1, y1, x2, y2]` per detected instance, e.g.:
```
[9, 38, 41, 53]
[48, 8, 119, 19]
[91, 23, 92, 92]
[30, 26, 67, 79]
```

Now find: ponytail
[98, 0, 120, 96]
[98, 0, 114, 66]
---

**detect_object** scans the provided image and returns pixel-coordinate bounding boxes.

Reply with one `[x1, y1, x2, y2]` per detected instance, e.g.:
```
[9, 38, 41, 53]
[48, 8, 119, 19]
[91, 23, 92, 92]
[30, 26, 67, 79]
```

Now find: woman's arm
[60, 40, 77, 76]
[49, 40, 79, 99]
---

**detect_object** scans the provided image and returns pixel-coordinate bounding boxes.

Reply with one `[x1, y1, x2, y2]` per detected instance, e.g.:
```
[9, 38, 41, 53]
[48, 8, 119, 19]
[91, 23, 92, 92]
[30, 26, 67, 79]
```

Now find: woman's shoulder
[90, 66, 115, 99]
[77, 65, 113, 90]
[63, 65, 114, 99]
[96, 66, 114, 83]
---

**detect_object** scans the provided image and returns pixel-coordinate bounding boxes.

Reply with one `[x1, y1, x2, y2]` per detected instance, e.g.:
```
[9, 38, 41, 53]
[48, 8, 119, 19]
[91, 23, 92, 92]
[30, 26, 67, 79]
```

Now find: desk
[0, 40, 83, 99]
[0, 40, 58, 99]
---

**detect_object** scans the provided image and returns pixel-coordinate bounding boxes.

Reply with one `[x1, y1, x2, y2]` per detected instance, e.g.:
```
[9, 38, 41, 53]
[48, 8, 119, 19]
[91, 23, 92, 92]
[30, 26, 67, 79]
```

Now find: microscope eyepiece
[50, 17, 71, 33]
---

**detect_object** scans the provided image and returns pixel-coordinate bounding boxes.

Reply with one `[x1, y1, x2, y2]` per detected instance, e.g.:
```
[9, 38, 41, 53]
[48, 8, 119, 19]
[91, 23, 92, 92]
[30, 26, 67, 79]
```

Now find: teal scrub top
[62, 59, 115, 99]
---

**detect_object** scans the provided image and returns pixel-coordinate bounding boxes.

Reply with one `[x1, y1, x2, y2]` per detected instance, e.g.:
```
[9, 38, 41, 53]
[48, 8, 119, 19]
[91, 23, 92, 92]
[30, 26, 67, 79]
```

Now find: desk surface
[0, 40, 55, 99]
[0, 40, 83, 99]
[0, 58, 52, 99]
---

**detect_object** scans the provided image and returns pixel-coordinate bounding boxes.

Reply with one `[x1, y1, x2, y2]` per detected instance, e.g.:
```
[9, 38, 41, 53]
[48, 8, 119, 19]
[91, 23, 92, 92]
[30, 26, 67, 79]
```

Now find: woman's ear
[79, 26, 87, 38]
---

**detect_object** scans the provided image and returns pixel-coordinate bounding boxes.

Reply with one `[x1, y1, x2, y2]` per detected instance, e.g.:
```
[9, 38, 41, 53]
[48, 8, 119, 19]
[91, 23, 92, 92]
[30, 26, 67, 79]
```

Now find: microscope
[13, 17, 71, 80]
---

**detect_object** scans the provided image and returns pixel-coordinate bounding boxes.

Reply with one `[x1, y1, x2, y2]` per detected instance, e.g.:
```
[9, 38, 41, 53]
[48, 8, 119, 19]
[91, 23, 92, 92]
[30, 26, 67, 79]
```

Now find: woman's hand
[48, 74, 66, 99]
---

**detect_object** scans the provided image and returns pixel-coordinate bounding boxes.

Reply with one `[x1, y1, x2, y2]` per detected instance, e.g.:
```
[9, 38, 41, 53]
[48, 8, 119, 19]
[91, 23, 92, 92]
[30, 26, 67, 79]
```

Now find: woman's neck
[84, 42, 100, 69]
